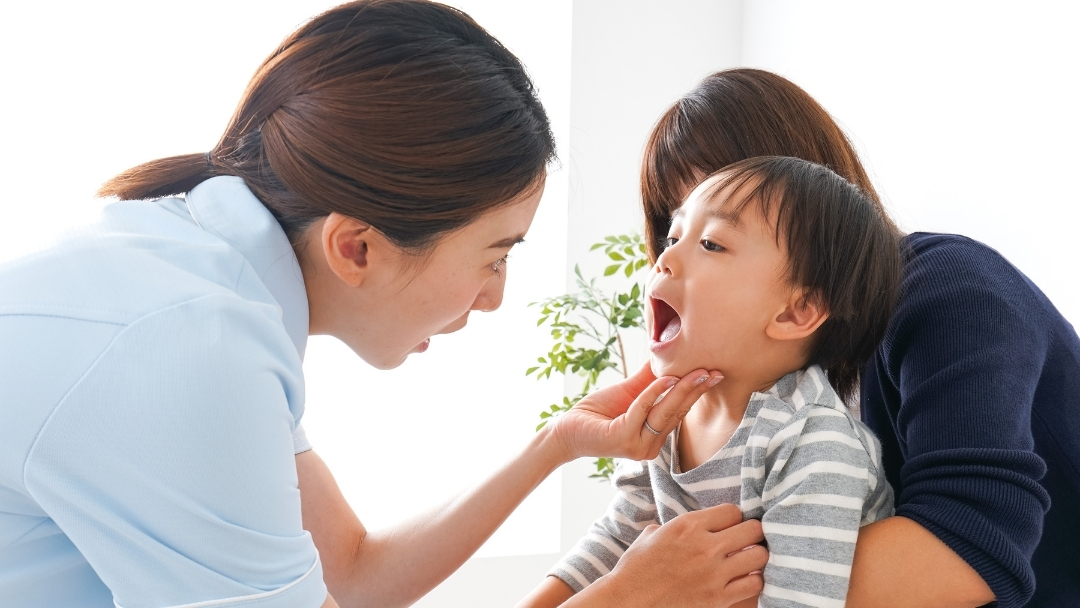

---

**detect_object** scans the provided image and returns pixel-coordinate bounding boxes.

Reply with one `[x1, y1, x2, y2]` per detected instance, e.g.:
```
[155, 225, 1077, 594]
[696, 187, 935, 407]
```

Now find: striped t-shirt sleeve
[549, 458, 658, 592]
[755, 407, 891, 608]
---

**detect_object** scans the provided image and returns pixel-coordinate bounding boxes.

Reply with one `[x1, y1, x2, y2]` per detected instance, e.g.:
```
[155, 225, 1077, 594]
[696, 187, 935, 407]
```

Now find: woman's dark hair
[99, 0, 555, 250]
[699, 156, 901, 402]
[641, 68, 898, 261]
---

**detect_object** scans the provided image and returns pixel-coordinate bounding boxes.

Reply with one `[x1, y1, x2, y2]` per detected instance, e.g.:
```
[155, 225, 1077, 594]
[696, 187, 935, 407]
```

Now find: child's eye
[662, 237, 679, 250]
[701, 239, 725, 253]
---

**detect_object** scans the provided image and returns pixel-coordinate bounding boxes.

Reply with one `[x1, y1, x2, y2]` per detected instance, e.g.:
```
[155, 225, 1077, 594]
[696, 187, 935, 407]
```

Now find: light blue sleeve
[23, 295, 327, 608]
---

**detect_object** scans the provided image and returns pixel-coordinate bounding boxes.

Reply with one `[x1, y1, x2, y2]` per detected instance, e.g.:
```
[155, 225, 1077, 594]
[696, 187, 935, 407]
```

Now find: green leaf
[624, 263, 634, 277]
[526, 366, 539, 375]
[630, 283, 640, 298]
[604, 264, 620, 276]
[589, 242, 604, 251]
[607, 251, 625, 261]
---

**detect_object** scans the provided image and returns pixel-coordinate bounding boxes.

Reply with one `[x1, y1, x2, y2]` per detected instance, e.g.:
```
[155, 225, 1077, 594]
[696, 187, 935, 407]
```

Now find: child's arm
[757, 407, 892, 608]
[523, 458, 662, 605]
[515, 576, 575, 608]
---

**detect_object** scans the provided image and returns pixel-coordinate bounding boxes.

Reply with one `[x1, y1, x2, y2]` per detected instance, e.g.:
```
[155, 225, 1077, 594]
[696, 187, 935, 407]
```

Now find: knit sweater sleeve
[871, 234, 1052, 607]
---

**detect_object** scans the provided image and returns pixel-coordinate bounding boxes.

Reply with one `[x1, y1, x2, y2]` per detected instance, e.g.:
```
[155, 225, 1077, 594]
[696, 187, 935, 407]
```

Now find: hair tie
[205, 152, 213, 168]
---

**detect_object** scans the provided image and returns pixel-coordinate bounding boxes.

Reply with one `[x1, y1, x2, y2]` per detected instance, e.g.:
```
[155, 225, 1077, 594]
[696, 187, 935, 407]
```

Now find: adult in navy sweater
[862, 232, 1079, 607]
[639, 69, 1080, 607]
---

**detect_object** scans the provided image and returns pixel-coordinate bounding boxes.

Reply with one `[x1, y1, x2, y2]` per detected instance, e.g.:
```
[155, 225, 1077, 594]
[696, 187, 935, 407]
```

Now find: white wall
[742, 0, 1080, 325]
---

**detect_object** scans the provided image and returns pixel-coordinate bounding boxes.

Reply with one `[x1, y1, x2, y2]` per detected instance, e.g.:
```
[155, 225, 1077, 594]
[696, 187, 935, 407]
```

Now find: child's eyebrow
[702, 204, 747, 234]
[671, 206, 746, 233]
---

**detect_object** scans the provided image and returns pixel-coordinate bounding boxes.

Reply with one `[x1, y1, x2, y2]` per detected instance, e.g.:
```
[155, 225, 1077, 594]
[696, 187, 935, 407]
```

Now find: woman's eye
[491, 255, 509, 275]
[701, 239, 725, 252]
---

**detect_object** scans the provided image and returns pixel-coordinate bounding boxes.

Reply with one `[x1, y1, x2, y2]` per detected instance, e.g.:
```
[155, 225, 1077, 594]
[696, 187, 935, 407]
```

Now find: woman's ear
[321, 212, 375, 287]
[766, 288, 829, 342]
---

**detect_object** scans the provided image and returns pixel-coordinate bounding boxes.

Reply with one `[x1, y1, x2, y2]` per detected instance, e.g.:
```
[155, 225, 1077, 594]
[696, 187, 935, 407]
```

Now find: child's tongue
[659, 315, 681, 342]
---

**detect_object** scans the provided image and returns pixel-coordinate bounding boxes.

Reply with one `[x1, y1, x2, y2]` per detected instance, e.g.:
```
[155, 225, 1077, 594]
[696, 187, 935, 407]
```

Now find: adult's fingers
[622, 362, 658, 397]
[644, 369, 723, 435]
[724, 544, 769, 575]
[724, 572, 765, 603]
[623, 374, 679, 430]
[683, 502, 745, 533]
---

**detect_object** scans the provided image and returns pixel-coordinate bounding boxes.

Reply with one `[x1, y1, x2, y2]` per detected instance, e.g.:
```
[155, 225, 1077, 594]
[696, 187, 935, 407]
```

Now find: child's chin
[649, 355, 681, 379]
[651, 353, 717, 379]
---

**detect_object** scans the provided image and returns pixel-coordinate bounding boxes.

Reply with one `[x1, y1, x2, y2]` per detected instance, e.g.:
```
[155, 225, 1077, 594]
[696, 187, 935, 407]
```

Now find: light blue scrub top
[0, 177, 327, 607]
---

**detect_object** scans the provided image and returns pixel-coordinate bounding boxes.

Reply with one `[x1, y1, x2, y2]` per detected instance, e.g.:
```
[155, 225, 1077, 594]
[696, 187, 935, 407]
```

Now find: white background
[2, 2, 1078, 606]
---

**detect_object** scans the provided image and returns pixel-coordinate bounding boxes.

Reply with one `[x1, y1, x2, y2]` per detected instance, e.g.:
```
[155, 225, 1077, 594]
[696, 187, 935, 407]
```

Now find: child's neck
[676, 373, 784, 472]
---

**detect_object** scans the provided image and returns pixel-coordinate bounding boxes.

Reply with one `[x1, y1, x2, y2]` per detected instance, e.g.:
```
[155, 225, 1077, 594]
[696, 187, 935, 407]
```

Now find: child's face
[647, 174, 794, 379]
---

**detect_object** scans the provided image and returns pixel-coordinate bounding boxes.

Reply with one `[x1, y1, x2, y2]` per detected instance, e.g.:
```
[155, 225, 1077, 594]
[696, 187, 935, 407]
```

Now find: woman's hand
[567, 503, 766, 608]
[548, 363, 723, 462]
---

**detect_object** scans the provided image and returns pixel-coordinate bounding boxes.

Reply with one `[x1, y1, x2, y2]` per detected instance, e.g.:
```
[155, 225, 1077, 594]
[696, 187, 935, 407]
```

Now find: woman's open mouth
[650, 296, 682, 345]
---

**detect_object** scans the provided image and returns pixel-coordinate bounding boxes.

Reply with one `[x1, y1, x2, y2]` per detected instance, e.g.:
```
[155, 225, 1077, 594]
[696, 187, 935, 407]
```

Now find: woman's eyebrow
[487, 235, 526, 249]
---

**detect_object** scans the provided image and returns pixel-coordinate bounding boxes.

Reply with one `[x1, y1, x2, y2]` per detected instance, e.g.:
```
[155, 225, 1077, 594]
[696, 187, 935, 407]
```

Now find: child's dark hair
[709, 156, 902, 402]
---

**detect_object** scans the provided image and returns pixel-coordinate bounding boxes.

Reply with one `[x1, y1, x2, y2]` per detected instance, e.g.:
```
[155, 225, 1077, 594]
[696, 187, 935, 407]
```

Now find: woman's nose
[472, 273, 506, 312]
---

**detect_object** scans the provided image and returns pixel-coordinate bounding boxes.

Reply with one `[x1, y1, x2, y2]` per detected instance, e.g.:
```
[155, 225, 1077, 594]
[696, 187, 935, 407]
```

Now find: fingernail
[708, 376, 723, 387]
[695, 374, 709, 385]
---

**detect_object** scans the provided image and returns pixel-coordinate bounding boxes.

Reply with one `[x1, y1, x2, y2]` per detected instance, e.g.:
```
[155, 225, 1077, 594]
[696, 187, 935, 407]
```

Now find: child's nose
[656, 248, 679, 277]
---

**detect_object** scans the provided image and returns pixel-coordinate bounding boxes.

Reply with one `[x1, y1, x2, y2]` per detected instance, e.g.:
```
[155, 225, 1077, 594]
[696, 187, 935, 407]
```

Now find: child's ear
[766, 288, 829, 342]
[321, 212, 377, 288]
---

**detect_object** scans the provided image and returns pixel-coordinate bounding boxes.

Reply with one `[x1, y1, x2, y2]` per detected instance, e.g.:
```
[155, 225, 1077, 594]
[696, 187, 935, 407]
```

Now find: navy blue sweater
[861, 233, 1080, 607]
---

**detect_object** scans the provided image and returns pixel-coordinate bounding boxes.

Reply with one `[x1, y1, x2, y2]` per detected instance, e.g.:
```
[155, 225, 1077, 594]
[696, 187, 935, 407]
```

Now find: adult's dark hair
[641, 68, 899, 261]
[704, 156, 901, 402]
[99, 0, 555, 250]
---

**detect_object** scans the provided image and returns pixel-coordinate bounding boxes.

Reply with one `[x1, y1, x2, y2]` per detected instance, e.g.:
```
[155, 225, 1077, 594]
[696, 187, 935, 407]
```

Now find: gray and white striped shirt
[551, 365, 894, 608]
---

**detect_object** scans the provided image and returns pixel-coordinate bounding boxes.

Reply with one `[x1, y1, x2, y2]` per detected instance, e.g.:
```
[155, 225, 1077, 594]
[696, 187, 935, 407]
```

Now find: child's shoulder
[749, 365, 881, 463]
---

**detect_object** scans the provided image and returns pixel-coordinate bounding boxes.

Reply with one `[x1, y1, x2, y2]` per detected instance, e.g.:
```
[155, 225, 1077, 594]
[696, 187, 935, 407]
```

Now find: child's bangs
[699, 160, 795, 248]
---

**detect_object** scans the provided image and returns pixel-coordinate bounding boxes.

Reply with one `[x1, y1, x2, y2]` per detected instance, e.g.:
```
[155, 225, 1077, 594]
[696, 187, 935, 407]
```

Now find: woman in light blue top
[0, 1, 767, 607]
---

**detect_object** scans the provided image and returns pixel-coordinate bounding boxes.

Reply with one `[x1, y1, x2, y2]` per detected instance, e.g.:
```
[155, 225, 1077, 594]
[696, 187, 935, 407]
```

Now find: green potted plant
[528, 234, 652, 480]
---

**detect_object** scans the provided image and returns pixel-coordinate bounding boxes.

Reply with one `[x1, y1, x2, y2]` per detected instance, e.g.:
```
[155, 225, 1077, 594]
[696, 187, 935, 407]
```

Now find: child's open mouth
[651, 296, 682, 344]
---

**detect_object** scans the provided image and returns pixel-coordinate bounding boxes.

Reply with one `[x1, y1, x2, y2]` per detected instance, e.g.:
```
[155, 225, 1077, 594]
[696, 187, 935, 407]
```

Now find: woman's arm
[855, 235, 1055, 607]
[847, 516, 993, 608]
[297, 429, 565, 607]
[300, 366, 762, 607]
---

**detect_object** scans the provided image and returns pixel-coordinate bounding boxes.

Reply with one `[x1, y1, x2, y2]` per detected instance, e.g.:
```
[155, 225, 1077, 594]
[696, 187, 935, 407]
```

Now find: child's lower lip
[643, 341, 669, 354]
[649, 336, 677, 354]
[650, 316, 681, 353]
[416, 339, 430, 353]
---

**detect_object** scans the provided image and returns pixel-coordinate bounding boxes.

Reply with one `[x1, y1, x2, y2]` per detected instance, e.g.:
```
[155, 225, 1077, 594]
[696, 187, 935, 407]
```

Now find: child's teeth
[659, 316, 681, 342]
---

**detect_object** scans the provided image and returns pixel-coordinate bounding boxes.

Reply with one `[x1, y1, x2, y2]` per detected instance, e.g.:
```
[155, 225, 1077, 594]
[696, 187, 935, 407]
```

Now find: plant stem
[616, 330, 628, 378]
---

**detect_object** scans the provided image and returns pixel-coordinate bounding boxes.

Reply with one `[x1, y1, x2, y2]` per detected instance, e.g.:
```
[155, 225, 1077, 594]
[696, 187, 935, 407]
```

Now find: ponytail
[99, 153, 216, 201]
[95, 0, 555, 250]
